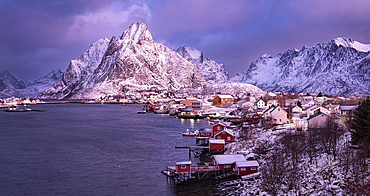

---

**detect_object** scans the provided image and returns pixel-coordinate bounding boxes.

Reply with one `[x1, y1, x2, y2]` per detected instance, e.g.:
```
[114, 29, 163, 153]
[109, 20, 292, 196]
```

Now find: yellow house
[213, 95, 234, 105]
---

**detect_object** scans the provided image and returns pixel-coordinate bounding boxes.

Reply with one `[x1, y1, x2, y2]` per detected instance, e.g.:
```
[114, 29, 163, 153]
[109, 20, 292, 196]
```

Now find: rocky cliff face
[230, 37, 370, 95]
[39, 22, 208, 99]
[176, 46, 229, 84]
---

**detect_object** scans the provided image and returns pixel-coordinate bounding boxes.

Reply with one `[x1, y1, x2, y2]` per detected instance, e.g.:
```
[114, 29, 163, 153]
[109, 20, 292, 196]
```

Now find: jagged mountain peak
[38, 22, 208, 99]
[120, 22, 153, 44]
[176, 46, 228, 84]
[333, 37, 370, 52]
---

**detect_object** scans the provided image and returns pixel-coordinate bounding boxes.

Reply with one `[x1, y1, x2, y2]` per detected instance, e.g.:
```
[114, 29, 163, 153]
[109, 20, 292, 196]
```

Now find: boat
[137, 110, 148, 114]
[182, 129, 199, 136]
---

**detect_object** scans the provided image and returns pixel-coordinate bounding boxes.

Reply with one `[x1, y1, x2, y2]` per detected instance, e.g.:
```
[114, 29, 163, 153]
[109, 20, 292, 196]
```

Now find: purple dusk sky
[0, 0, 369, 81]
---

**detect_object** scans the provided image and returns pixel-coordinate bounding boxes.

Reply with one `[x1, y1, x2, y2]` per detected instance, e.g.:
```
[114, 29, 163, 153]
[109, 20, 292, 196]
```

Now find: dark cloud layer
[0, 0, 369, 81]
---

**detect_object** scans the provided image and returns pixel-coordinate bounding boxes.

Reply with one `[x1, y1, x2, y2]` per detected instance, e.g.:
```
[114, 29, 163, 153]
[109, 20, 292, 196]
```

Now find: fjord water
[0, 104, 210, 195]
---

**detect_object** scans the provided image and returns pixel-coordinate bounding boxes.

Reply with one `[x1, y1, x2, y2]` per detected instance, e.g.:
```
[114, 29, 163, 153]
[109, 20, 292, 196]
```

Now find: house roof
[235, 160, 259, 167]
[214, 128, 234, 137]
[213, 154, 246, 165]
[176, 161, 192, 165]
[216, 95, 234, 99]
[199, 128, 212, 133]
[340, 105, 358, 111]
[307, 111, 333, 121]
[180, 99, 195, 105]
[209, 139, 225, 144]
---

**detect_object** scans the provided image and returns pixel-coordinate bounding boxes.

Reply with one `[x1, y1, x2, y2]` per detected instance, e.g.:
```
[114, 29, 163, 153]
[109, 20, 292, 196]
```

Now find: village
[1, 91, 368, 194]
[120, 91, 364, 186]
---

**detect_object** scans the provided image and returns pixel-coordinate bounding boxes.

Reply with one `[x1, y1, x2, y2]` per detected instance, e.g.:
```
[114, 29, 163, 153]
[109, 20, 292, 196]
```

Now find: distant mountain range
[2, 22, 370, 99]
[231, 37, 370, 95]
[0, 69, 62, 98]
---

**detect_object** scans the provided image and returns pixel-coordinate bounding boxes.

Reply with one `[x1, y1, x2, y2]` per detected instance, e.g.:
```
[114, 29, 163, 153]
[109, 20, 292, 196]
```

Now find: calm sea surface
[0, 103, 212, 196]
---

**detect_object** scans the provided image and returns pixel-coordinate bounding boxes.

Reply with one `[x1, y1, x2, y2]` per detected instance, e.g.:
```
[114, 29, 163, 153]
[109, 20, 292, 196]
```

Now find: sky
[0, 0, 370, 81]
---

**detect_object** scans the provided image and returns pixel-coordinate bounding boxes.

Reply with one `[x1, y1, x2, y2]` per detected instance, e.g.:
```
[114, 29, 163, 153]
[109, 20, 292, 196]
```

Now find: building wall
[209, 143, 225, 150]
[176, 165, 191, 172]
[236, 167, 258, 175]
[214, 131, 234, 143]
[212, 124, 225, 136]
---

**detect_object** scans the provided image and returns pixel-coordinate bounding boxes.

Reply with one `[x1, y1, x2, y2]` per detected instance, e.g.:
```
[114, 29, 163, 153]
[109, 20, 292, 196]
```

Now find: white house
[306, 105, 331, 118]
[264, 106, 288, 125]
[267, 100, 278, 107]
[302, 100, 315, 109]
[254, 99, 265, 109]
[325, 104, 340, 114]
[307, 112, 335, 129]
[292, 106, 303, 113]
[285, 99, 299, 107]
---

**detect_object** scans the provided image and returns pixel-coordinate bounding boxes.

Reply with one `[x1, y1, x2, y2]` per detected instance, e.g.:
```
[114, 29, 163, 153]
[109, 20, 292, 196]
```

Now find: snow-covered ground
[220, 125, 370, 195]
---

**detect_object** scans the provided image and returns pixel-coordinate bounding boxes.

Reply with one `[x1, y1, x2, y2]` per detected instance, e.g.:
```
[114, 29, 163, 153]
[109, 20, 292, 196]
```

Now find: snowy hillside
[0, 69, 62, 98]
[176, 46, 229, 84]
[201, 82, 265, 97]
[38, 22, 208, 99]
[231, 37, 370, 95]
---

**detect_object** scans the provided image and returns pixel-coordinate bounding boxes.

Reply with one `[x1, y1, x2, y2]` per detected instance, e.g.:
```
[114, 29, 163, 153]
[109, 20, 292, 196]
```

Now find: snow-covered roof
[214, 128, 234, 136]
[235, 160, 259, 167]
[213, 154, 246, 165]
[209, 139, 225, 144]
[340, 105, 358, 111]
[216, 95, 233, 99]
[176, 161, 191, 165]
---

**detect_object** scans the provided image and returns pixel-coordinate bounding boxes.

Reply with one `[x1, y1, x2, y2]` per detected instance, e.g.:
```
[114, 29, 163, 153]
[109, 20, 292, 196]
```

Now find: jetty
[175, 145, 209, 157]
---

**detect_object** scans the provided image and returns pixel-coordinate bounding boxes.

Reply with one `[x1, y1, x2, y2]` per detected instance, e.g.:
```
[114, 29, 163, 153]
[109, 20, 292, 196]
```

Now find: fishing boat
[137, 110, 148, 114]
[182, 129, 199, 136]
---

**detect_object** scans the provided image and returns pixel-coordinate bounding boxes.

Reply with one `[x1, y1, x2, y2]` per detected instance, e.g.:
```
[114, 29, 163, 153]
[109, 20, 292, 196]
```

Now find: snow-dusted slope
[231, 37, 370, 95]
[201, 82, 265, 97]
[0, 69, 62, 98]
[176, 46, 229, 84]
[22, 69, 63, 97]
[39, 22, 208, 99]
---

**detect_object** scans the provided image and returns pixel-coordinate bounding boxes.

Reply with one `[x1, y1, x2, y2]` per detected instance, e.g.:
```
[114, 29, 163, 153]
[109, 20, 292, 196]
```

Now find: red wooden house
[234, 161, 259, 175]
[214, 128, 234, 143]
[212, 154, 246, 171]
[175, 161, 192, 173]
[211, 123, 226, 137]
[198, 128, 212, 137]
[209, 139, 225, 150]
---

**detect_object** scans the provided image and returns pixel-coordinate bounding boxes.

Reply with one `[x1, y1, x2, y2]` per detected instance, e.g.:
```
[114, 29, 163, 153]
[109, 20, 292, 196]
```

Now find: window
[217, 126, 221, 130]
[224, 165, 231, 168]
[241, 168, 246, 171]
[217, 136, 221, 139]
[227, 136, 231, 140]
[181, 165, 186, 169]
[280, 119, 281, 122]
[251, 167, 256, 170]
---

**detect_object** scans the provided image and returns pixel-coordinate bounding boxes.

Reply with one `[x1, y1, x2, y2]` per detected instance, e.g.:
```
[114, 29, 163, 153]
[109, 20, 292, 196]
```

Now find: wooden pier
[175, 145, 209, 157]
[162, 165, 219, 184]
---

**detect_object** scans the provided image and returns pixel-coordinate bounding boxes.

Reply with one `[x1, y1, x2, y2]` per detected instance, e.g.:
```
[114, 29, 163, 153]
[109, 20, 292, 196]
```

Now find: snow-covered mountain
[176, 46, 229, 84]
[38, 22, 208, 99]
[230, 37, 370, 95]
[0, 69, 62, 98]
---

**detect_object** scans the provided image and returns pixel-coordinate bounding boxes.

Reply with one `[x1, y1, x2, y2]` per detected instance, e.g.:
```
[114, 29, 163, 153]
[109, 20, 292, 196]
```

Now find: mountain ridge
[230, 37, 370, 95]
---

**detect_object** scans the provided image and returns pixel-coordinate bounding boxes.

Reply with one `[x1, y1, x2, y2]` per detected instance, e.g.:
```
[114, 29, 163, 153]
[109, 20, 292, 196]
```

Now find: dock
[175, 145, 209, 157]
[162, 165, 219, 184]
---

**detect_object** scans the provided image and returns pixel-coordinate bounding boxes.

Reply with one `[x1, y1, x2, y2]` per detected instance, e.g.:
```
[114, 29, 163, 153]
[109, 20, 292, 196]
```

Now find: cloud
[66, 3, 151, 44]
